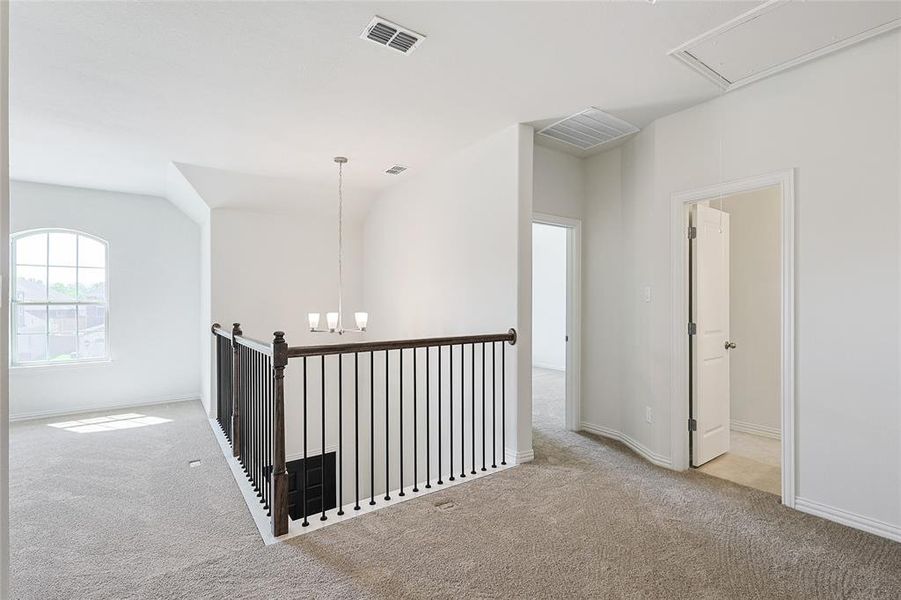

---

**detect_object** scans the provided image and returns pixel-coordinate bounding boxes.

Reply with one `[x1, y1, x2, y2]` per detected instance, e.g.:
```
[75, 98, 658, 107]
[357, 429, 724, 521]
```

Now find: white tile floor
[697, 431, 781, 495]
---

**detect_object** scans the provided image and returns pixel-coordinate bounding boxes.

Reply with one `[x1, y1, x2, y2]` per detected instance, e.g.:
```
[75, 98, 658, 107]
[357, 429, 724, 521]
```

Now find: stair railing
[212, 323, 516, 538]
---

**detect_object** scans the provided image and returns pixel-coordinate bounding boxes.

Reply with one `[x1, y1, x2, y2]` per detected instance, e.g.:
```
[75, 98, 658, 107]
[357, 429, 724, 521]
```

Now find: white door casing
[691, 203, 731, 466]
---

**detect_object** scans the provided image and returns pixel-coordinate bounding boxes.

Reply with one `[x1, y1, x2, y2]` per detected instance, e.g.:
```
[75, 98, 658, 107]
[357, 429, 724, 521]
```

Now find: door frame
[532, 212, 582, 432]
[669, 169, 795, 508]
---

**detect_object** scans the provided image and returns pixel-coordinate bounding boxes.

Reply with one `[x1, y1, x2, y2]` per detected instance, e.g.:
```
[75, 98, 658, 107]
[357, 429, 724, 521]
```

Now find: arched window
[11, 229, 109, 365]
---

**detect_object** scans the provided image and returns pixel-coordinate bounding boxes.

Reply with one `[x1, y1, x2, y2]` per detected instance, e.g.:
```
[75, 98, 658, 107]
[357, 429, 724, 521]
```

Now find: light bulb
[308, 313, 320, 331]
[354, 312, 368, 331]
[326, 312, 339, 332]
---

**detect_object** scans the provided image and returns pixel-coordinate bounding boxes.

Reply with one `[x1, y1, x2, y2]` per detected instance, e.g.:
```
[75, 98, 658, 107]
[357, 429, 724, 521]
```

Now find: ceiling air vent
[361, 17, 425, 54]
[537, 108, 639, 151]
[669, 1, 901, 91]
[385, 165, 407, 175]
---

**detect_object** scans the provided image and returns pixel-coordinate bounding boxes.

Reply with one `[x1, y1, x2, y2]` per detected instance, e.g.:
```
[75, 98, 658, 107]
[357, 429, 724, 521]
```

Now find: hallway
[10, 397, 901, 599]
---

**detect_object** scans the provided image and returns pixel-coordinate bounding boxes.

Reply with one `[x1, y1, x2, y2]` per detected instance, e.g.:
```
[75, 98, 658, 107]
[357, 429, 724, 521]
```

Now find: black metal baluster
[481, 342, 486, 472]
[370, 352, 375, 506]
[337, 354, 344, 516]
[255, 353, 261, 496]
[354, 352, 361, 510]
[302, 356, 309, 527]
[425, 347, 431, 489]
[501, 343, 506, 465]
[257, 354, 262, 502]
[413, 348, 419, 493]
[492, 342, 497, 469]
[449, 344, 454, 482]
[384, 350, 391, 501]
[321, 356, 327, 521]
[460, 344, 465, 478]
[471, 343, 476, 475]
[399, 349, 405, 496]
[437, 345, 443, 485]
[243, 347, 248, 472]
[265, 355, 271, 513]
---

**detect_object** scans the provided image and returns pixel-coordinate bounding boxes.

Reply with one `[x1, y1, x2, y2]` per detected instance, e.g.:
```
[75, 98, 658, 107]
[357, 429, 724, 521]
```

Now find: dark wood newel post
[271, 331, 289, 537]
[231, 323, 243, 459]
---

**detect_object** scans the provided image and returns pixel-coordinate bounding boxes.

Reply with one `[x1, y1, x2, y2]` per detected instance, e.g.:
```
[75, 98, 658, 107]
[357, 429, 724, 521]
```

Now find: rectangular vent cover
[669, 0, 901, 91]
[385, 165, 407, 175]
[361, 17, 425, 54]
[537, 108, 639, 151]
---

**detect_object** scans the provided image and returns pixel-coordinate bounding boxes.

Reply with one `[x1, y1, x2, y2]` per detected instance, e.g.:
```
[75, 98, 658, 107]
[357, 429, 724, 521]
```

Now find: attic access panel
[670, 0, 901, 91]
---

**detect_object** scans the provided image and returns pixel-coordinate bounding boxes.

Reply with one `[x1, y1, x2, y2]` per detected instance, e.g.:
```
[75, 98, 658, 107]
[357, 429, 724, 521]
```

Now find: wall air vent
[361, 17, 425, 54]
[385, 165, 407, 175]
[669, 0, 901, 91]
[537, 108, 639, 151]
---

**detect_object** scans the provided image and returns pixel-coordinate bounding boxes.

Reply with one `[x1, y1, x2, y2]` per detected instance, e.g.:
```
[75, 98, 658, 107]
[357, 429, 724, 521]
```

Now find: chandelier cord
[337, 159, 344, 331]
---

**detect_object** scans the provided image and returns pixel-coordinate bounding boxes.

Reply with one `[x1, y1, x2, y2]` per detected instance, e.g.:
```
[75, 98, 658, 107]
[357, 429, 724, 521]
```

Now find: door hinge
[688, 225, 697, 240]
[688, 418, 697, 432]
[688, 322, 697, 336]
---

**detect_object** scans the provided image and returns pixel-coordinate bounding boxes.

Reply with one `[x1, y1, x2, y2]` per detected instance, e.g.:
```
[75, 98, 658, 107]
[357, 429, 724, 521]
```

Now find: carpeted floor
[10, 371, 901, 599]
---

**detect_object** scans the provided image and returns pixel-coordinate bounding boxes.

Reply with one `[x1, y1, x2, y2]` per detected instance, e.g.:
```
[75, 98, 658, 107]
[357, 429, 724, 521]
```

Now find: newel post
[231, 323, 242, 459]
[271, 331, 289, 537]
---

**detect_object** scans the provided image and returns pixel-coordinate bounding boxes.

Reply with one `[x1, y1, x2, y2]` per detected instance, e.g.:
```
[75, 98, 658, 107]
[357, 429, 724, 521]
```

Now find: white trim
[505, 447, 534, 464]
[581, 422, 673, 469]
[668, 0, 901, 92]
[795, 497, 901, 544]
[531, 212, 582, 433]
[730, 419, 780, 440]
[670, 169, 796, 509]
[532, 362, 564, 372]
[9, 393, 199, 422]
[209, 418, 516, 545]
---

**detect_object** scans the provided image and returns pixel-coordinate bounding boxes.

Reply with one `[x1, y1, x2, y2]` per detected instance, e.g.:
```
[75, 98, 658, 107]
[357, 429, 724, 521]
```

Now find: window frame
[10, 228, 110, 368]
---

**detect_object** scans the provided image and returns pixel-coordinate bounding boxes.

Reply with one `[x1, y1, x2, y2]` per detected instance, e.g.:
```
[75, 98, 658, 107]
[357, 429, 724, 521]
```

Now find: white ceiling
[11, 1, 765, 204]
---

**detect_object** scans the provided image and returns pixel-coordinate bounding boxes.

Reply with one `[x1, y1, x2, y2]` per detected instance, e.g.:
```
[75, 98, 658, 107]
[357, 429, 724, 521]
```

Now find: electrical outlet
[645, 406, 653, 424]
[643, 286, 652, 303]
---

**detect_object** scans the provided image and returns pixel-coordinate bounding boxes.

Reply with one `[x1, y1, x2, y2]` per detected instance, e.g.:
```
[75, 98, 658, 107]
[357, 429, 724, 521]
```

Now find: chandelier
[308, 157, 368, 335]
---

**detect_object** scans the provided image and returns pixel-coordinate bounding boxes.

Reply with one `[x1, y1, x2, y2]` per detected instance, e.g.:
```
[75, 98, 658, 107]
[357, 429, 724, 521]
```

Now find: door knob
[725, 341, 737, 350]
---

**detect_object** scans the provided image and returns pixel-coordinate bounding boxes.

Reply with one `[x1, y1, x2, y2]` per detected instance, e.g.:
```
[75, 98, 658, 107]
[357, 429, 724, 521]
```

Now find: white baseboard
[795, 497, 901, 544]
[11, 393, 201, 422]
[730, 419, 781, 440]
[580, 422, 672, 469]
[505, 447, 533, 464]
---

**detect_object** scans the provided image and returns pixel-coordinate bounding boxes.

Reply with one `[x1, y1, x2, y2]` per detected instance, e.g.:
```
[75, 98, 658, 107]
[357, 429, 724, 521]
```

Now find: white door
[691, 204, 731, 466]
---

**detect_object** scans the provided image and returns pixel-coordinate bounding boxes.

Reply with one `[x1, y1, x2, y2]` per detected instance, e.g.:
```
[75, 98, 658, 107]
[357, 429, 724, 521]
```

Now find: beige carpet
[10, 371, 901, 599]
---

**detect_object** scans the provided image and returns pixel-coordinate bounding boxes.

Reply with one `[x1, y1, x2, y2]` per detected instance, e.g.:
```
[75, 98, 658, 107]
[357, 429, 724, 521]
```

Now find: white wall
[9, 181, 201, 419]
[166, 163, 212, 413]
[364, 123, 533, 475]
[209, 207, 366, 470]
[721, 188, 781, 434]
[581, 32, 901, 536]
[533, 144, 583, 220]
[531, 223, 566, 370]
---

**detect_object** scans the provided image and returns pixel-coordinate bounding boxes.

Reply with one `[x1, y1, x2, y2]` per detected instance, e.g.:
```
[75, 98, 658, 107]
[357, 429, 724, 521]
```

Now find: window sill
[10, 358, 113, 372]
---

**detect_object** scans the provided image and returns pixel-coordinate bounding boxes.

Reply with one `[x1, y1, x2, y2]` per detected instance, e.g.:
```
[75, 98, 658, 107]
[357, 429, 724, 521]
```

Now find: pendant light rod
[308, 156, 368, 335]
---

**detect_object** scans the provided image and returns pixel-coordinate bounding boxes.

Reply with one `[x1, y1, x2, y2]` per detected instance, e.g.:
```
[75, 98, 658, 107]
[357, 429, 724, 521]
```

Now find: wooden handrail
[211, 323, 232, 340]
[234, 334, 273, 356]
[212, 323, 273, 356]
[285, 329, 517, 358]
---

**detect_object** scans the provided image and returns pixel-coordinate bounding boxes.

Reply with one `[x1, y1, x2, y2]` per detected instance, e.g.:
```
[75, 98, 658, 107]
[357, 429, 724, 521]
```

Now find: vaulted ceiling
[10, 1, 770, 203]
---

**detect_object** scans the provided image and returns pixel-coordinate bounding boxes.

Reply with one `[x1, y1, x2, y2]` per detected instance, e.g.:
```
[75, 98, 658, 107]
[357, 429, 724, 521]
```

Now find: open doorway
[673, 171, 795, 504]
[531, 214, 581, 432]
